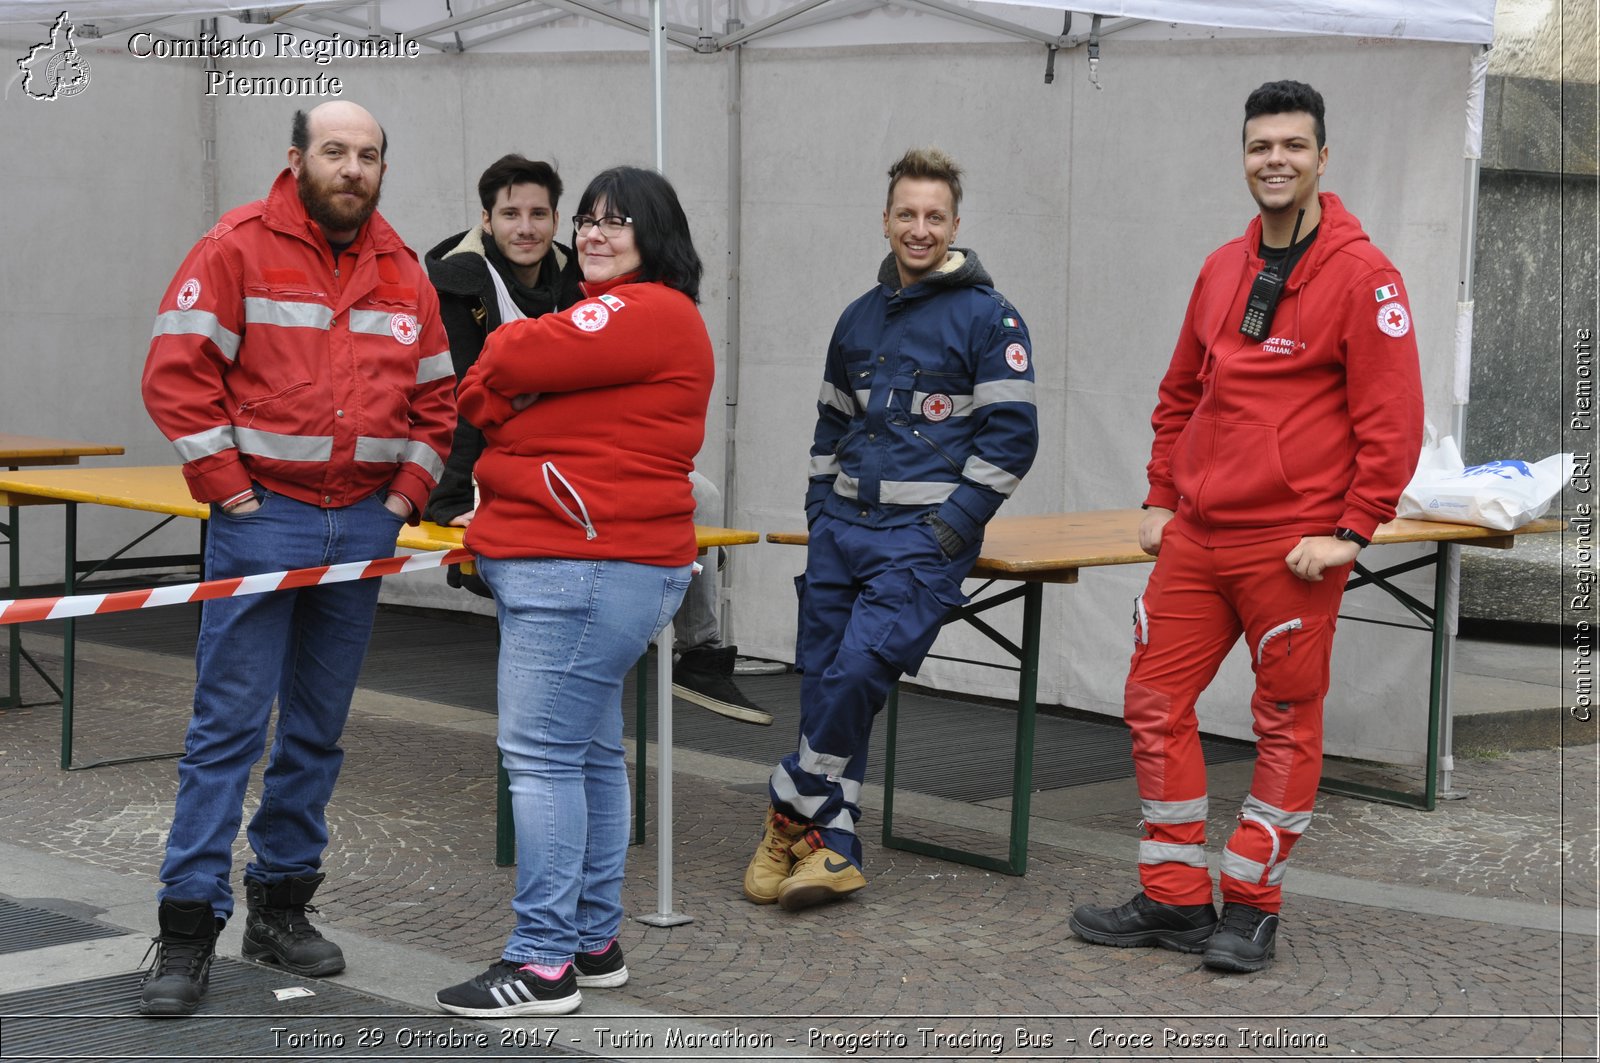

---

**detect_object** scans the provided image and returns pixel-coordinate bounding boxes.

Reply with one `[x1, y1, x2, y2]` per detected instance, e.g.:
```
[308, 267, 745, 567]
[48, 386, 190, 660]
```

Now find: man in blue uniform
[744, 147, 1040, 911]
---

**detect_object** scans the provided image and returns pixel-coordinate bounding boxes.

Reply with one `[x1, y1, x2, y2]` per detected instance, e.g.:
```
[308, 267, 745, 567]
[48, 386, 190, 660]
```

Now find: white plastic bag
[1397, 435, 1574, 530]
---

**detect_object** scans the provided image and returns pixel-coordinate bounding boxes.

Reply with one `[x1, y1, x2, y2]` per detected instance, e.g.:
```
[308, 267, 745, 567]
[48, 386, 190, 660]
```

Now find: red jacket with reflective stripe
[1144, 193, 1424, 545]
[141, 169, 455, 519]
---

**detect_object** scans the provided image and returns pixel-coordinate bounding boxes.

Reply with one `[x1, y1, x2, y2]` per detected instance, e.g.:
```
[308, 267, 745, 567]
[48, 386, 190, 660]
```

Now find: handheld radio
[1238, 208, 1304, 341]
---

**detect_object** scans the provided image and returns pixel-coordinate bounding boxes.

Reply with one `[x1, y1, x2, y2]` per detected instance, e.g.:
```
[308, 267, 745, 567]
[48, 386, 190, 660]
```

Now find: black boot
[241, 874, 346, 976]
[139, 900, 221, 1017]
[1069, 891, 1219, 953]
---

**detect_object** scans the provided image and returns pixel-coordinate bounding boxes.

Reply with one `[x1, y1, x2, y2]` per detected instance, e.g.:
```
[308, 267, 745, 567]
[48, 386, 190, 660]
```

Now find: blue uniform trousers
[769, 515, 980, 866]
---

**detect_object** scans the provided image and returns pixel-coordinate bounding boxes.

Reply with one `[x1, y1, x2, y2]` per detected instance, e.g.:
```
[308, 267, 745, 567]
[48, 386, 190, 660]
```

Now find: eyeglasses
[573, 214, 633, 237]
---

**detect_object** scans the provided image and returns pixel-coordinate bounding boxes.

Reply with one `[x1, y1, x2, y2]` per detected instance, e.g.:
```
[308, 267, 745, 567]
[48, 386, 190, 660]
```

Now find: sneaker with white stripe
[435, 959, 581, 1017]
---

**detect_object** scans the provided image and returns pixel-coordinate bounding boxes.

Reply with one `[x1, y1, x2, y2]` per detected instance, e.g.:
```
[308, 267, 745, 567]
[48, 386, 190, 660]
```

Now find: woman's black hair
[576, 166, 703, 303]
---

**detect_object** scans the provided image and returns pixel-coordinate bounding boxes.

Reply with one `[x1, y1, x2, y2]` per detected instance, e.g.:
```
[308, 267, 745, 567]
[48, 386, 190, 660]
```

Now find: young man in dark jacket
[1070, 81, 1424, 973]
[426, 155, 773, 724]
[744, 147, 1040, 911]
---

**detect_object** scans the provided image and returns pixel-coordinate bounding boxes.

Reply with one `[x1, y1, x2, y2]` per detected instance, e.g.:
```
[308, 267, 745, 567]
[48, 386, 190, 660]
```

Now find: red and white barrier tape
[0, 548, 473, 626]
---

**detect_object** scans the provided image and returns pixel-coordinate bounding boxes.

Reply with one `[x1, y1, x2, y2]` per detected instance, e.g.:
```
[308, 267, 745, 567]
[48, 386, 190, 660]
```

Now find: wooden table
[2, 434, 125, 711]
[769, 510, 1561, 875]
[0, 464, 759, 925]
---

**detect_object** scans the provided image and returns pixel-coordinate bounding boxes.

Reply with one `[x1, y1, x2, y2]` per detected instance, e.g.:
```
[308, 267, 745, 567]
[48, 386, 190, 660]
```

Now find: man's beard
[297, 169, 381, 235]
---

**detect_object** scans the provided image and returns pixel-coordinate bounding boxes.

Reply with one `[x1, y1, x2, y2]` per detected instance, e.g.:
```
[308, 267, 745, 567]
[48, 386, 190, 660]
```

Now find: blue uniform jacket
[805, 248, 1039, 547]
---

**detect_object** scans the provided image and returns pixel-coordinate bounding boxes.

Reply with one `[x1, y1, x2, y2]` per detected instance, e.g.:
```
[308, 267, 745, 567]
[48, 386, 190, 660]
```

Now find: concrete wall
[1, 33, 1479, 763]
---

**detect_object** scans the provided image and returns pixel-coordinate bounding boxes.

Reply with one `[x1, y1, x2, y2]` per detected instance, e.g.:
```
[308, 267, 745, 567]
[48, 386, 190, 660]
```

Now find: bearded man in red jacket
[1070, 81, 1424, 973]
[138, 101, 454, 1016]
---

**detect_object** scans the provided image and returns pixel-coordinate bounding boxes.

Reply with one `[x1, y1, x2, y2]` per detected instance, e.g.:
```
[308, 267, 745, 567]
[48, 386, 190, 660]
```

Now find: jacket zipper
[910, 428, 962, 474]
[238, 380, 313, 418]
[541, 461, 598, 540]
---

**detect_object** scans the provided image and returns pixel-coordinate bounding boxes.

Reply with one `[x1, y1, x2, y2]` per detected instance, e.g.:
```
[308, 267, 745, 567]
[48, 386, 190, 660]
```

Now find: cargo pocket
[1254, 615, 1331, 703]
[869, 563, 970, 677]
[792, 573, 816, 676]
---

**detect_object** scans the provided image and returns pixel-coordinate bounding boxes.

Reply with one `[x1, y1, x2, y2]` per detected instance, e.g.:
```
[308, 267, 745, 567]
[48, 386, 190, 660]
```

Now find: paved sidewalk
[0, 635, 1595, 1062]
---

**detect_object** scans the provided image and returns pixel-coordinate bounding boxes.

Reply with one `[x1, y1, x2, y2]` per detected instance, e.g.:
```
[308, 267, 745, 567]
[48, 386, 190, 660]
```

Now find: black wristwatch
[1333, 527, 1370, 549]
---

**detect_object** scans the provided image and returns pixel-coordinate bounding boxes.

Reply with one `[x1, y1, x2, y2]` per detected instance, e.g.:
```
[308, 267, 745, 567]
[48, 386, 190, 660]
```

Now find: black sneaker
[672, 646, 774, 725]
[436, 960, 581, 1017]
[1069, 891, 1219, 953]
[574, 940, 629, 988]
[139, 900, 221, 1018]
[1203, 902, 1279, 972]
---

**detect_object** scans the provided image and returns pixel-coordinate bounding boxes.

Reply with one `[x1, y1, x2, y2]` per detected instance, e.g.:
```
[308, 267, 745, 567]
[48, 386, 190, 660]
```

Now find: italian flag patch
[1002, 316, 1020, 328]
[1374, 283, 1399, 302]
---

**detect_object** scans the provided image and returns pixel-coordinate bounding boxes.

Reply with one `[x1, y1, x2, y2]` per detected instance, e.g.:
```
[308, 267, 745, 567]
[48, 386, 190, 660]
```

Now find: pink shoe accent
[520, 962, 572, 980]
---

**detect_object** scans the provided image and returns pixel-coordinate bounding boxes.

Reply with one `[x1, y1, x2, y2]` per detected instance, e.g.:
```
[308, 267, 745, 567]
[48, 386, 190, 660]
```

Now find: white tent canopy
[0, 0, 1494, 772]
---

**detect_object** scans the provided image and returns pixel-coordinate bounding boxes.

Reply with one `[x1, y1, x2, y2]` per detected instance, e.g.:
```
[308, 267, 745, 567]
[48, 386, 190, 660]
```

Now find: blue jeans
[157, 488, 404, 919]
[481, 556, 691, 966]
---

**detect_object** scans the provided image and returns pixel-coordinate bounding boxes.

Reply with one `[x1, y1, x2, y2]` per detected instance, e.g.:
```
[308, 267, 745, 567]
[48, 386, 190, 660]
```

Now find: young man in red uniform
[1070, 81, 1424, 973]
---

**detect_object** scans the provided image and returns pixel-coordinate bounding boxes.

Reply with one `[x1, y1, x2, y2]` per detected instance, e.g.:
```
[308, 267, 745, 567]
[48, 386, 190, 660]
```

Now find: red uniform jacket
[1145, 192, 1424, 545]
[142, 169, 455, 520]
[458, 275, 713, 567]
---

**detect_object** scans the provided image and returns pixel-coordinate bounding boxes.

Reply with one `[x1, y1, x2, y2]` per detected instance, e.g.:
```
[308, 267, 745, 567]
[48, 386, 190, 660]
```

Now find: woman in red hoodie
[435, 167, 712, 1018]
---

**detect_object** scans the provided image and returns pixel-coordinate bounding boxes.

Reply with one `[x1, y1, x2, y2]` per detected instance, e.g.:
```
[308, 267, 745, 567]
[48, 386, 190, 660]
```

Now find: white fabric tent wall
[0, 1, 1489, 766]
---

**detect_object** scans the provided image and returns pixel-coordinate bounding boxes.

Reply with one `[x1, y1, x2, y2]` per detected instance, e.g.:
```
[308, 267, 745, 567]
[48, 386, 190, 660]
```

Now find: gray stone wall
[1461, 74, 1597, 625]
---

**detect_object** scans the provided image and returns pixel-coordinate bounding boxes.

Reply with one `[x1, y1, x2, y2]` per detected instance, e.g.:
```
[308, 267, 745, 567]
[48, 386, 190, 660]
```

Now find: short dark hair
[477, 154, 563, 213]
[291, 108, 388, 159]
[886, 147, 963, 215]
[575, 166, 703, 303]
[1242, 80, 1326, 149]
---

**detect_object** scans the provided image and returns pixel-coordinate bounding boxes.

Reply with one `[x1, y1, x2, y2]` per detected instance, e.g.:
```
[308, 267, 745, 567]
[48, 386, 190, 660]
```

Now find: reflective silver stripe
[833, 473, 860, 500]
[1141, 796, 1208, 824]
[172, 424, 237, 462]
[1221, 850, 1275, 885]
[961, 455, 1021, 496]
[416, 351, 453, 385]
[798, 736, 849, 778]
[1256, 617, 1303, 665]
[911, 391, 975, 417]
[235, 426, 332, 463]
[820, 382, 855, 415]
[973, 379, 1036, 407]
[769, 769, 828, 820]
[1241, 794, 1312, 835]
[401, 439, 445, 482]
[348, 309, 397, 336]
[808, 453, 841, 480]
[878, 479, 958, 506]
[1138, 841, 1208, 867]
[354, 436, 405, 465]
[152, 310, 241, 362]
[853, 389, 871, 409]
[244, 297, 333, 331]
[837, 777, 862, 808]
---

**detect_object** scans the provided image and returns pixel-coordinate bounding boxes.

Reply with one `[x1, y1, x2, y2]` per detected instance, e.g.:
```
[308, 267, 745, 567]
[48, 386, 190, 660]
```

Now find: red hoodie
[1145, 192, 1424, 545]
[457, 274, 713, 566]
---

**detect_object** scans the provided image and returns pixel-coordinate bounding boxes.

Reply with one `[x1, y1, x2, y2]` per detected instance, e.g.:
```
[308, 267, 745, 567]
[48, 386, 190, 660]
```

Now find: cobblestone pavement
[1, 644, 1596, 1061]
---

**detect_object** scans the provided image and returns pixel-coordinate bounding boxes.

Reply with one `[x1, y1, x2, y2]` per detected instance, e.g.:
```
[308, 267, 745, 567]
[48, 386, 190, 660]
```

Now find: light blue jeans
[480, 555, 691, 965]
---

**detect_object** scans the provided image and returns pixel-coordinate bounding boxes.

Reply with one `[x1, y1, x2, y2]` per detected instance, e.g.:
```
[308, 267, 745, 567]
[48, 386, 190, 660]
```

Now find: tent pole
[651, 0, 666, 170]
[720, 16, 744, 640]
[1439, 44, 1491, 799]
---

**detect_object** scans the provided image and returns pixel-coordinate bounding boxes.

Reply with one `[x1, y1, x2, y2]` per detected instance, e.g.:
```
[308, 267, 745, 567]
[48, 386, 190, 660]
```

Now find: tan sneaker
[742, 807, 807, 904]
[776, 843, 867, 912]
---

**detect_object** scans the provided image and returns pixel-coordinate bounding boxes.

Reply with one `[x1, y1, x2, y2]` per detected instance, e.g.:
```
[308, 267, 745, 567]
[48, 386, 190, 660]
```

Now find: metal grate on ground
[0, 957, 595, 1061]
[37, 604, 1254, 803]
[0, 898, 127, 956]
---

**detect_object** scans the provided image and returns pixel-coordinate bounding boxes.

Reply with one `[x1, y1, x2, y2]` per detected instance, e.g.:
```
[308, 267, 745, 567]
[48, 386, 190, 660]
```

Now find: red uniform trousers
[1125, 526, 1351, 913]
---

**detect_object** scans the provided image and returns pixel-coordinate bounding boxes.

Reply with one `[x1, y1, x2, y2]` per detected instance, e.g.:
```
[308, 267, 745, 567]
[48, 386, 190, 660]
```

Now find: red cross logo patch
[921, 393, 954, 422]
[1005, 342, 1029, 372]
[572, 302, 610, 332]
[389, 313, 419, 345]
[1376, 301, 1410, 338]
[176, 278, 201, 311]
